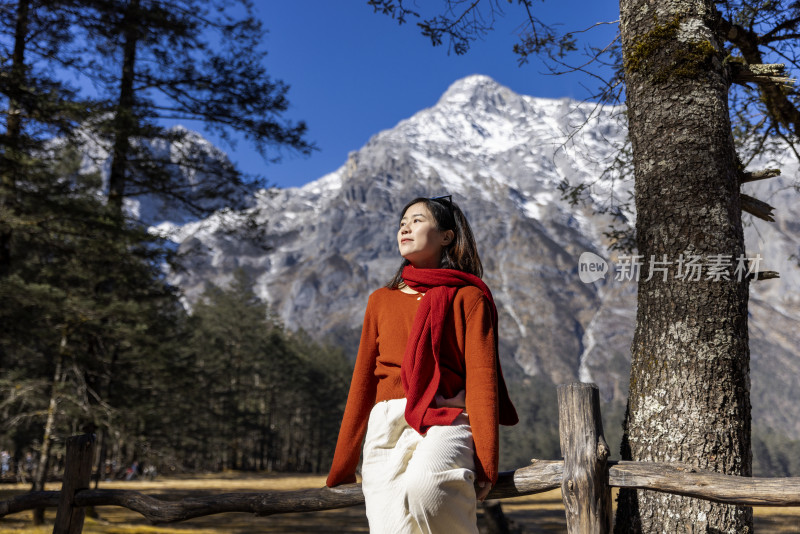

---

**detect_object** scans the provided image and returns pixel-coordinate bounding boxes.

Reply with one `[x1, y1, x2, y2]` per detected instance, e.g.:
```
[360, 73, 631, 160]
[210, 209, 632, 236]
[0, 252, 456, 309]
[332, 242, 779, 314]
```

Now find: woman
[326, 196, 518, 534]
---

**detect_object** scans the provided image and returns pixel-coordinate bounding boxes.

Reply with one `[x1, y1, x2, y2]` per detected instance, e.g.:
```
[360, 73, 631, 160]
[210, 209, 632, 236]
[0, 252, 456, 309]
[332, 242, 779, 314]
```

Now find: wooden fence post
[53, 434, 95, 534]
[558, 382, 612, 533]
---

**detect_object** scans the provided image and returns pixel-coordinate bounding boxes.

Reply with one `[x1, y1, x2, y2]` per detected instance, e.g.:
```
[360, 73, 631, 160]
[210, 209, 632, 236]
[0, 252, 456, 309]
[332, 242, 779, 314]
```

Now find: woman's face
[397, 202, 453, 269]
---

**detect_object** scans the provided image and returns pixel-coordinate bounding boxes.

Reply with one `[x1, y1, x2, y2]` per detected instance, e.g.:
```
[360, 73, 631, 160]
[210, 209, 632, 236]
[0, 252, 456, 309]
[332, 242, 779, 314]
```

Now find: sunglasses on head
[430, 195, 453, 211]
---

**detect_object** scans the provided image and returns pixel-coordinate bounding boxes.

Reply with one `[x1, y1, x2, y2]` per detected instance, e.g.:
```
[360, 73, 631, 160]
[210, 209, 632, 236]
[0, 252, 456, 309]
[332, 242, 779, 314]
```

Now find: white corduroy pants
[361, 398, 479, 534]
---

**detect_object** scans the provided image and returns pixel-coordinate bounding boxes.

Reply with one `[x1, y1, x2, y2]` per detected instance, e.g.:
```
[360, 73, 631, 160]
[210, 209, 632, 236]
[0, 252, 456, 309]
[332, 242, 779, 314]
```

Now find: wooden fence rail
[1, 382, 799, 533]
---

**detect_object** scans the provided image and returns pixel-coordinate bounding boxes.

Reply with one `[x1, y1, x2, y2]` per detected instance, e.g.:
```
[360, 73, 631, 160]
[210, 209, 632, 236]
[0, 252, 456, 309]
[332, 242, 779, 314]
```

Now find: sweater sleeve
[463, 295, 500, 486]
[326, 293, 380, 487]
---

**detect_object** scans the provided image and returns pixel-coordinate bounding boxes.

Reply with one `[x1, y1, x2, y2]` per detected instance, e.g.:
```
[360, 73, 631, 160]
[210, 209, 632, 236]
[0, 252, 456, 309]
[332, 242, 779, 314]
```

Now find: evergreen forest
[0, 0, 352, 493]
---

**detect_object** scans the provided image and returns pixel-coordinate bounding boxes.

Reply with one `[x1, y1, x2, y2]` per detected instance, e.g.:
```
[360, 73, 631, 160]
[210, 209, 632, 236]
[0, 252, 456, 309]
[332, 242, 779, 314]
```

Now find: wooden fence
[2, 382, 800, 533]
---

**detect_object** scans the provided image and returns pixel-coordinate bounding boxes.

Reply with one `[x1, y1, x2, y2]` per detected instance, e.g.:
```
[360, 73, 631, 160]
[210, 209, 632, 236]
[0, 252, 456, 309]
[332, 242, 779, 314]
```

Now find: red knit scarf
[400, 265, 518, 434]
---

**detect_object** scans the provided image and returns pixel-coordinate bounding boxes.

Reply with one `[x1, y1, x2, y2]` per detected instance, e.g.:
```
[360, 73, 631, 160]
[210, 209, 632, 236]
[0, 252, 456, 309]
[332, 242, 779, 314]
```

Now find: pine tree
[0, 4, 105, 522]
[0, 0, 96, 275]
[0, 141, 187, 523]
[76, 0, 314, 218]
[1, 3, 317, 511]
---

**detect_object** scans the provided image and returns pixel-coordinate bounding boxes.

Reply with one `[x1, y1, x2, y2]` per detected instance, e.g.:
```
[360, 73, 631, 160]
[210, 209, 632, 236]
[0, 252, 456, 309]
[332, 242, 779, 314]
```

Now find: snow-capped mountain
[169, 75, 800, 439]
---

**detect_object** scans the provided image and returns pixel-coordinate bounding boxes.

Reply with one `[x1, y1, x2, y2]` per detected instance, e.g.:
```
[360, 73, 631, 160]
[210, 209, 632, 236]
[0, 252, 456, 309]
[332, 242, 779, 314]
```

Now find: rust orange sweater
[326, 286, 504, 487]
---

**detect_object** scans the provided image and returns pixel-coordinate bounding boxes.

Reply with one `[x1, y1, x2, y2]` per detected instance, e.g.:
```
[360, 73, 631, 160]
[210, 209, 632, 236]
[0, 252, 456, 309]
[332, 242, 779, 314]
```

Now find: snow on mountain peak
[437, 74, 506, 104]
[435, 74, 541, 126]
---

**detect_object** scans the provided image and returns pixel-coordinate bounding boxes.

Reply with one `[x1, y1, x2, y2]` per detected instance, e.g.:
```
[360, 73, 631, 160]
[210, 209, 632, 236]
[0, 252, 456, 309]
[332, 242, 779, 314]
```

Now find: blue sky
[224, 1, 619, 189]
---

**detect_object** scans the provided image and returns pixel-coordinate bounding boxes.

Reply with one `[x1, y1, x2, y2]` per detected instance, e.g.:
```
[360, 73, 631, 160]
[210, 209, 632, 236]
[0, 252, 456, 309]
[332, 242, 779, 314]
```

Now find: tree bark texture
[616, 0, 752, 532]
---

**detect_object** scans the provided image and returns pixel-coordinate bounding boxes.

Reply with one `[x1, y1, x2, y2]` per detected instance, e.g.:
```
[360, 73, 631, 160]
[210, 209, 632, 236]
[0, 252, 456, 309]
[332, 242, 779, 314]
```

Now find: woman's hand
[476, 481, 492, 501]
[434, 389, 466, 409]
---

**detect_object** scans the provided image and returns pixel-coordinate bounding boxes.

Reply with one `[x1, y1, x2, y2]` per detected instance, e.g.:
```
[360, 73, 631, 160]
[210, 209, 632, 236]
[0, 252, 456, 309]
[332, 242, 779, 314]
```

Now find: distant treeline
[2, 266, 351, 478]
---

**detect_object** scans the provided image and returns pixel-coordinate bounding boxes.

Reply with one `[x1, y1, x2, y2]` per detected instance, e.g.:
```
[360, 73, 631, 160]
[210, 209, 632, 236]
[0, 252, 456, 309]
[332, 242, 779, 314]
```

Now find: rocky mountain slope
[168, 75, 800, 441]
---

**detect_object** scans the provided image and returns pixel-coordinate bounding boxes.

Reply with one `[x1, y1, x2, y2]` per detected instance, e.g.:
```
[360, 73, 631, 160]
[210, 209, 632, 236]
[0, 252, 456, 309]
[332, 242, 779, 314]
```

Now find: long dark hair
[387, 196, 483, 289]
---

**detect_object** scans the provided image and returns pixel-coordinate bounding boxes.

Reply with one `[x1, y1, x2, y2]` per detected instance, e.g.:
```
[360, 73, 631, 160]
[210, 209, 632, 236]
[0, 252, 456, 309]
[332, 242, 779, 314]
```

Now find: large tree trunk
[615, 0, 753, 532]
[107, 0, 140, 215]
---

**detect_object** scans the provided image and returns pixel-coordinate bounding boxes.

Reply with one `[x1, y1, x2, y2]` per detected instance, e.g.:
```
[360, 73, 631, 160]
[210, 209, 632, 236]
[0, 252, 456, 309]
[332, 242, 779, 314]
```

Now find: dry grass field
[1, 473, 798, 533]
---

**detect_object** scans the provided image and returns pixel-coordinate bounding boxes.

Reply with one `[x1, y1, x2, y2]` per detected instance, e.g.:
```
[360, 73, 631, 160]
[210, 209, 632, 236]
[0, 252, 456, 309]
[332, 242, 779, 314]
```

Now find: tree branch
[759, 15, 800, 43]
[739, 168, 781, 184]
[721, 17, 800, 136]
[740, 193, 776, 222]
[748, 271, 780, 281]
[729, 63, 795, 86]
